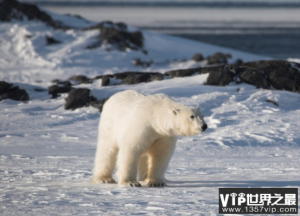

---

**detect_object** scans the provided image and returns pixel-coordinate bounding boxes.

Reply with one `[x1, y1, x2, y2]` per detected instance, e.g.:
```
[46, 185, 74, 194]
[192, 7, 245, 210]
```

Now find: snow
[0, 9, 299, 216]
[289, 58, 300, 64]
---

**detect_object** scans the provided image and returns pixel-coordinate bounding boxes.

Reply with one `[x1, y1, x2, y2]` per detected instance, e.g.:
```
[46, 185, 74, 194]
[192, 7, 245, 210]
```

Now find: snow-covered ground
[0, 9, 299, 216]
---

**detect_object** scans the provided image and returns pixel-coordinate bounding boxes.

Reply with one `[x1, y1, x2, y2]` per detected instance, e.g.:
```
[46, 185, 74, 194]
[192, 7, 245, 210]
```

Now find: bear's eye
[190, 115, 195, 120]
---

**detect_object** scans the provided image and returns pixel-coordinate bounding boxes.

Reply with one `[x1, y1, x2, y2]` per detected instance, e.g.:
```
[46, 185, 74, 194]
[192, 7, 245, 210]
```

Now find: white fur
[92, 90, 207, 187]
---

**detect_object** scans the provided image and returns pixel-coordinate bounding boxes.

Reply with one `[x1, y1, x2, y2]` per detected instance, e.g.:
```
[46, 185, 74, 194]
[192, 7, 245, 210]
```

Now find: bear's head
[170, 106, 207, 136]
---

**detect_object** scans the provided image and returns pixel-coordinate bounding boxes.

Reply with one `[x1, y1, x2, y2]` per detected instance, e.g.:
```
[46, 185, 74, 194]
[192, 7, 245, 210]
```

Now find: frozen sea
[21, 0, 300, 60]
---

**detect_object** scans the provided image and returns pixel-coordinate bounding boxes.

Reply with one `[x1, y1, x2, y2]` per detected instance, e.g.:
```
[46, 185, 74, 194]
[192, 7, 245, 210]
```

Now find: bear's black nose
[201, 124, 207, 131]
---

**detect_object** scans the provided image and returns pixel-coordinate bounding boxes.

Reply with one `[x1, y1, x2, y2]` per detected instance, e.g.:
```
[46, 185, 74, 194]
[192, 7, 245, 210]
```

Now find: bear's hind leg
[145, 137, 176, 187]
[138, 154, 148, 181]
[92, 141, 118, 184]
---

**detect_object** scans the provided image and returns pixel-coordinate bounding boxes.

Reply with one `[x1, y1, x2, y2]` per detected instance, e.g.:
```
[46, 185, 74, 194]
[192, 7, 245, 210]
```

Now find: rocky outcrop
[206, 52, 232, 65]
[84, 21, 144, 51]
[0, 0, 68, 29]
[94, 72, 164, 86]
[46, 36, 61, 45]
[48, 81, 72, 98]
[68, 75, 92, 84]
[64, 88, 108, 112]
[203, 65, 237, 86]
[101, 75, 110, 86]
[239, 60, 300, 91]
[190, 52, 233, 65]
[0, 0, 145, 52]
[64, 88, 95, 110]
[0, 81, 29, 101]
[204, 60, 300, 92]
[191, 53, 204, 62]
[132, 58, 153, 67]
[47, 60, 300, 112]
[165, 67, 201, 78]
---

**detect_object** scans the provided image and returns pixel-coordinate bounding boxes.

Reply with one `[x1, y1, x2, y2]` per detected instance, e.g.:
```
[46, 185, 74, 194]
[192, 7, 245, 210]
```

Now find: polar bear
[92, 90, 207, 187]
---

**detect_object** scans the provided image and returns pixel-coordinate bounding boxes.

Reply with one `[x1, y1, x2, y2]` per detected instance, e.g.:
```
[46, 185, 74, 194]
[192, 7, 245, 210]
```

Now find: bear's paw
[146, 180, 166, 187]
[128, 181, 142, 187]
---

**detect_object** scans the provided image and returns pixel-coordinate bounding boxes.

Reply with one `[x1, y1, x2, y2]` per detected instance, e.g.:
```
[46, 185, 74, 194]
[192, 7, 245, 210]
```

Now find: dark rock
[48, 81, 72, 98]
[235, 59, 243, 66]
[132, 58, 142, 66]
[150, 73, 164, 81]
[0, 81, 29, 101]
[115, 22, 127, 30]
[89, 98, 109, 112]
[101, 75, 110, 86]
[84, 21, 144, 51]
[0, 81, 12, 94]
[64, 13, 90, 24]
[132, 58, 153, 67]
[240, 60, 300, 92]
[64, 88, 94, 110]
[192, 53, 204, 62]
[121, 73, 151, 85]
[46, 35, 61, 45]
[202, 60, 300, 91]
[165, 67, 201, 78]
[126, 31, 143, 48]
[34, 88, 46, 92]
[101, 27, 143, 50]
[204, 65, 236, 86]
[51, 79, 60, 83]
[113, 72, 141, 80]
[86, 41, 102, 49]
[238, 68, 270, 89]
[83, 21, 113, 31]
[0, 0, 68, 29]
[206, 52, 232, 65]
[266, 99, 279, 106]
[6, 87, 29, 101]
[68, 75, 92, 84]
[99, 71, 164, 85]
[92, 75, 103, 81]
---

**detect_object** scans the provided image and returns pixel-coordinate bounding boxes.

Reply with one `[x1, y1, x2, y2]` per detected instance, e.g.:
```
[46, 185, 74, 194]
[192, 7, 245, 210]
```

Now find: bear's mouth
[195, 127, 202, 133]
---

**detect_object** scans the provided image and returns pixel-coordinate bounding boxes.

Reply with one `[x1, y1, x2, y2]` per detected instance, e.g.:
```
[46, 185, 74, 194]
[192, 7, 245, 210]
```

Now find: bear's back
[103, 90, 183, 116]
[104, 90, 144, 111]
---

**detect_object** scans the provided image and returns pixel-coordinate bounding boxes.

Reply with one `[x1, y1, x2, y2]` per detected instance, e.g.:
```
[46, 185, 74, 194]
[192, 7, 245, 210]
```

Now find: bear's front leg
[145, 137, 176, 187]
[116, 147, 142, 187]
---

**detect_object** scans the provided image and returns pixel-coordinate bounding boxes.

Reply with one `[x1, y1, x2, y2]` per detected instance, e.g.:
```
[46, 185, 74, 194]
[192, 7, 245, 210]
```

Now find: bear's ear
[172, 108, 180, 115]
[195, 106, 204, 118]
[196, 105, 201, 111]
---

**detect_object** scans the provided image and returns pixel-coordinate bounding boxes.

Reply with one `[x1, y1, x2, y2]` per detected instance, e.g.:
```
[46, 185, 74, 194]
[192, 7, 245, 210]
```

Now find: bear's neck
[150, 99, 180, 137]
